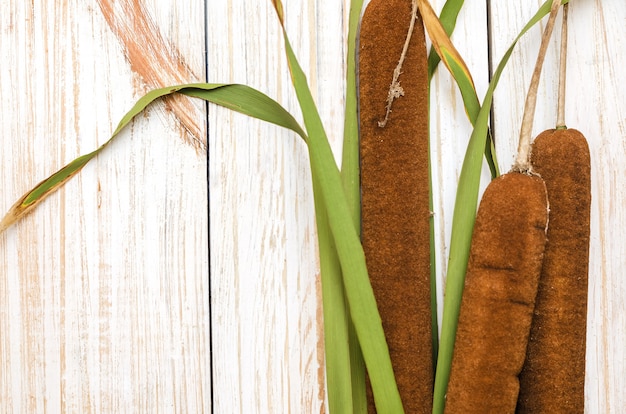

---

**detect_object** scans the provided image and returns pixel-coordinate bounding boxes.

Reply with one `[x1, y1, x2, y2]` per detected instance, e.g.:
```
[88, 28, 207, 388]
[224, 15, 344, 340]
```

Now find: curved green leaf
[180, 85, 306, 140]
[0, 83, 305, 233]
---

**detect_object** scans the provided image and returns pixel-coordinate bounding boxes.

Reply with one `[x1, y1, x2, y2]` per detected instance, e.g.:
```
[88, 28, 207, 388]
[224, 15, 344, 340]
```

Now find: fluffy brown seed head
[444, 172, 548, 414]
[518, 128, 591, 414]
[359, 0, 433, 412]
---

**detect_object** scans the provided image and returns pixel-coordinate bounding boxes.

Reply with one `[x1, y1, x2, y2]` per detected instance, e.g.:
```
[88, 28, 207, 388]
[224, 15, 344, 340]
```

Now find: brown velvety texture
[359, 0, 433, 412]
[444, 173, 548, 414]
[517, 129, 591, 413]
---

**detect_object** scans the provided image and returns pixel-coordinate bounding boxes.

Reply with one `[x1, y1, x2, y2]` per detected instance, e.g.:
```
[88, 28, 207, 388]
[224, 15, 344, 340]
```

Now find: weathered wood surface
[1, 0, 624, 412]
[0, 0, 209, 412]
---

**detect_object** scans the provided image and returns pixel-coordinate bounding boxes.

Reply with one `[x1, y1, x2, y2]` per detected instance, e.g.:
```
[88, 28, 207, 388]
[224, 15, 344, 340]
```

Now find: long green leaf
[313, 178, 355, 414]
[432, 1, 569, 412]
[343, 0, 367, 412]
[424, 1, 467, 368]
[180, 85, 306, 140]
[0, 83, 306, 233]
[270, 1, 404, 412]
[264, 2, 359, 412]
[342, 0, 363, 228]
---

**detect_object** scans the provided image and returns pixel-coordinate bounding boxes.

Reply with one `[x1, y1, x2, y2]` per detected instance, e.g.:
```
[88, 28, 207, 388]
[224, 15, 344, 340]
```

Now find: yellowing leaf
[270, 0, 285, 26]
[418, 0, 476, 94]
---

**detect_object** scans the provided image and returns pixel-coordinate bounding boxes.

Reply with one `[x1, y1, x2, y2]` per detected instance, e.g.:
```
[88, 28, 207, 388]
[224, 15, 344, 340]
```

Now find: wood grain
[207, 1, 331, 412]
[0, 0, 209, 412]
[96, 0, 206, 150]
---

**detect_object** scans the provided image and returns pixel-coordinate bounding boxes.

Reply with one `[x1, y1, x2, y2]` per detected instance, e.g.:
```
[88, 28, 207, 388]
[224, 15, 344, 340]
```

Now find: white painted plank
[207, 1, 330, 412]
[0, 0, 209, 412]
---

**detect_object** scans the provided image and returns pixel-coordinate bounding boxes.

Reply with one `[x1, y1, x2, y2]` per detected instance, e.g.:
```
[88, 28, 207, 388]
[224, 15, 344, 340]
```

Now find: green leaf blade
[268, 3, 404, 411]
[342, 0, 368, 411]
[181, 84, 307, 140]
[1, 82, 306, 234]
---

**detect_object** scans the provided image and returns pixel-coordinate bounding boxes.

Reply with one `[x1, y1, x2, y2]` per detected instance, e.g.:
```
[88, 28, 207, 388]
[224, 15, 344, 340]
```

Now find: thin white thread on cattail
[379, 0, 418, 127]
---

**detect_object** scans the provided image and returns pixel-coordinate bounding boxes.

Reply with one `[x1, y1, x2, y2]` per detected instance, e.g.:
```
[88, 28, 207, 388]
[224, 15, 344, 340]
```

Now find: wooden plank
[489, 2, 626, 412]
[0, 0, 209, 412]
[207, 0, 489, 411]
[207, 1, 331, 412]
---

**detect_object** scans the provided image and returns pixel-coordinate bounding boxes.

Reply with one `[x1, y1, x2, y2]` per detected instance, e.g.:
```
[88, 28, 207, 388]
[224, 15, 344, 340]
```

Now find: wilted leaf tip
[0, 193, 31, 234]
[417, 0, 477, 96]
[0, 214, 16, 234]
[270, 0, 285, 25]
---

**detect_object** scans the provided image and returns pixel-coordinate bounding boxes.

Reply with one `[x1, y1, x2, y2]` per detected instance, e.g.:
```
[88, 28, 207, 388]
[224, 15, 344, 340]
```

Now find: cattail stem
[556, 3, 569, 129]
[514, 0, 562, 172]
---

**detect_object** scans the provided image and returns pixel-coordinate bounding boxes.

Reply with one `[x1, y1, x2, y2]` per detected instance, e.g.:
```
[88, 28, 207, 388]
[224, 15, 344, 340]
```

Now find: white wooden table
[1, 0, 624, 412]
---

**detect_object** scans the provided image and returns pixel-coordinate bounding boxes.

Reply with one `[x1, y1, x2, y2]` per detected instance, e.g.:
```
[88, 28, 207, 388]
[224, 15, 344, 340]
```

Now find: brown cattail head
[518, 128, 591, 413]
[359, 0, 433, 412]
[444, 172, 549, 414]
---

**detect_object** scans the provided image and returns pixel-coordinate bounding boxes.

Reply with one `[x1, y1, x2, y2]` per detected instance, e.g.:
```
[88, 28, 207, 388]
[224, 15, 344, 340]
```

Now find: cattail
[517, 6, 591, 412]
[443, 172, 549, 413]
[444, 1, 561, 412]
[359, 0, 433, 412]
[516, 128, 590, 413]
